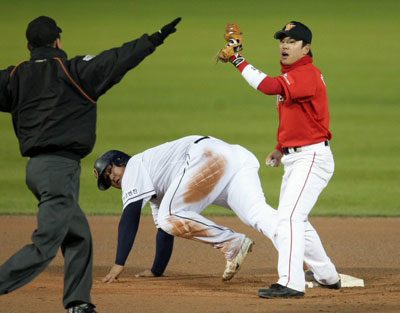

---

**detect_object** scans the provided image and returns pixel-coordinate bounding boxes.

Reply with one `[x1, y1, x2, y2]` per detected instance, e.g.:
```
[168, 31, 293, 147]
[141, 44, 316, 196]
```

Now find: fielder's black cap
[26, 16, 62, 48]
[274, 21, 312, 44]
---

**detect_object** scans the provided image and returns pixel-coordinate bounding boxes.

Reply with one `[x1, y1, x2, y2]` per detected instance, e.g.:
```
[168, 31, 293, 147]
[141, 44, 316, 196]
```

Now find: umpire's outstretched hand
[150, 17, 182, 46]
[160, 17, 181, 39]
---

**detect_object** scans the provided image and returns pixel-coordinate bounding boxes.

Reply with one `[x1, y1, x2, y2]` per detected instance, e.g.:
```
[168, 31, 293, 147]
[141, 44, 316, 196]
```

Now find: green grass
[0, 0, 399, 216]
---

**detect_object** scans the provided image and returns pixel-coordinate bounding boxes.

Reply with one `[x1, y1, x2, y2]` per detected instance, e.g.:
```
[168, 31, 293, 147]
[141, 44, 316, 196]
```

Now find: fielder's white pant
[157, 137, 277, 261]
[275, 142, 339, 292]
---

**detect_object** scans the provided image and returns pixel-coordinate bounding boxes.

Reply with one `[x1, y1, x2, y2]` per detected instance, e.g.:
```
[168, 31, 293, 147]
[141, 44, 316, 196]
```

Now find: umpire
[0, 15, 181, 313]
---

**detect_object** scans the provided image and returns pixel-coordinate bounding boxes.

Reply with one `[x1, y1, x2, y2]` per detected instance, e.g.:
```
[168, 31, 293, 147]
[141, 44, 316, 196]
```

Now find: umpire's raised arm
[71, 17, 182, 100]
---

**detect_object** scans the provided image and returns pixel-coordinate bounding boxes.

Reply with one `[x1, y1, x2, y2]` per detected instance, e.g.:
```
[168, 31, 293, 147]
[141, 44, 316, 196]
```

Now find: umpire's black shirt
[0, 34, 157, 160]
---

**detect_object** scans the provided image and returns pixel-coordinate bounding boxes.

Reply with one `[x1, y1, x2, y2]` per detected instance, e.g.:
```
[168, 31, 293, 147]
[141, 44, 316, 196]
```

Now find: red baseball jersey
[275, 56, 332, 149]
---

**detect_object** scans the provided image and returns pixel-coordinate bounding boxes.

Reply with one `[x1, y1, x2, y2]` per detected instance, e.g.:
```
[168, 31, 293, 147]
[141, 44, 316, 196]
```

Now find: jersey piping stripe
[286, 152, 316, 287]
[123, 190, 155, 206]
[168, 168, 187, 215]
[53, 57, 97, 104]
[9, 60, 27, 78]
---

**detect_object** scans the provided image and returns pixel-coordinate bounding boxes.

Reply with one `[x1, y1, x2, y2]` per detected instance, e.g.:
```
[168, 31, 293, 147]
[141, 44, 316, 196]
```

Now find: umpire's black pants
[0, 154, 93, 308]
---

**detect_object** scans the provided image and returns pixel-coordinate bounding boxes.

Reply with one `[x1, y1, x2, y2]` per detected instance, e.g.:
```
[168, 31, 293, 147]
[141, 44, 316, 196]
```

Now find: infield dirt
[0, 216, 399, 313]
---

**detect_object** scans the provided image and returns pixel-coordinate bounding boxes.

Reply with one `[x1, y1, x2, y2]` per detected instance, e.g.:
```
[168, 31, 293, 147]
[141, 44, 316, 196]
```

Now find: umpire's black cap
[274, 21, 312, 44]
[26, 16, 62, 48]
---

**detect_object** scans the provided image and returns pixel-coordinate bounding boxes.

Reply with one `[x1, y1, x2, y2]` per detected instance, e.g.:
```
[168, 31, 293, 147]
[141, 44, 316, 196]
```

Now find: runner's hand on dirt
[103, 264, 124, 283]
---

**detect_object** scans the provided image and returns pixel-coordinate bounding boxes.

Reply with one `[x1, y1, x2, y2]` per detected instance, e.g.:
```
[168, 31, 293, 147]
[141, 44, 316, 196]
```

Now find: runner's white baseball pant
[157, 137, 277, 260]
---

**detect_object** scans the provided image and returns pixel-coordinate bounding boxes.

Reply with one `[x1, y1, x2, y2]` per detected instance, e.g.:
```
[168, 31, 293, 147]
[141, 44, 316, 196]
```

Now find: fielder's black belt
[283, 140, 329, 155]
[194, 136, 210, 144]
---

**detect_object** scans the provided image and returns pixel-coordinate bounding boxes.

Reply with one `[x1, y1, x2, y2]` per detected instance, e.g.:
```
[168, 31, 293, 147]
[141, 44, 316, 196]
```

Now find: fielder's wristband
[230, 55, 245, 68]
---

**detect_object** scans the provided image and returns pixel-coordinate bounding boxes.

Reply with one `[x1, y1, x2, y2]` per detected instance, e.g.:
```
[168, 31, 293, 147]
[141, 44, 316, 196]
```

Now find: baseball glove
[216, 23, 243, 63]
[217, 39, 243, 63]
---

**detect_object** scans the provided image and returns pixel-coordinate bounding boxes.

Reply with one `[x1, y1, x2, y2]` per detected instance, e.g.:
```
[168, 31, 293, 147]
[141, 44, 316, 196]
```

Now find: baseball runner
[218, 22, 341, 298]
[0, 16, 181, 313]
[93, 135, 278, 282]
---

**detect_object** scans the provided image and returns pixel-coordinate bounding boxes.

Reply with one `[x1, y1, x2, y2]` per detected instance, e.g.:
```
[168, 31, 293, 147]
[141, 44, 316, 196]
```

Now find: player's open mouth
[282, 52, 289, 58]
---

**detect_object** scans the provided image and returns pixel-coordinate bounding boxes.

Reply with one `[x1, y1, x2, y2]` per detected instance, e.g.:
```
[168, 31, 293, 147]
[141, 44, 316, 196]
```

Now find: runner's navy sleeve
[115, 200, 143, 265]
[151, 228, 174, 276]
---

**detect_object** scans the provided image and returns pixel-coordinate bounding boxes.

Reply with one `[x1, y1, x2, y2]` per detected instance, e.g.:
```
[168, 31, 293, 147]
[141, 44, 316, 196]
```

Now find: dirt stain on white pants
[165, 215, 243, 260]
[165, 215, 211, 239]
[184, 149, 227, 203]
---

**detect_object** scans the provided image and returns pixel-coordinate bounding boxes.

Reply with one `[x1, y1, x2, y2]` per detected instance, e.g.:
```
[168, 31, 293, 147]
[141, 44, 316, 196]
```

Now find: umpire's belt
[283, 140, 329, 155]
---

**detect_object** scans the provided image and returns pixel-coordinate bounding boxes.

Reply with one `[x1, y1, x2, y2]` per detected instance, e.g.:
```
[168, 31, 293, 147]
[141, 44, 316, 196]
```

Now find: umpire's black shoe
[67, 303, 98, 313]
[258, 284, 305, 298]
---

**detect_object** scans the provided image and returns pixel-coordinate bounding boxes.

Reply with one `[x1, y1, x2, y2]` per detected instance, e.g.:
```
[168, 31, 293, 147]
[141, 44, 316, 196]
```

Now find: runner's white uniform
[121, 135, 277, 260]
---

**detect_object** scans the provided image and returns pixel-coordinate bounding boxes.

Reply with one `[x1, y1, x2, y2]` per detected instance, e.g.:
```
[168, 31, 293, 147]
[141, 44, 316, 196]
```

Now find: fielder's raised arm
[217, 23, 285, 96]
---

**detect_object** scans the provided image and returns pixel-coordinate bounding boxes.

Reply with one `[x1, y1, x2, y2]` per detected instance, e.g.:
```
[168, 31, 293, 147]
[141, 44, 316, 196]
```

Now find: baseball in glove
[216, 23, 243, 63]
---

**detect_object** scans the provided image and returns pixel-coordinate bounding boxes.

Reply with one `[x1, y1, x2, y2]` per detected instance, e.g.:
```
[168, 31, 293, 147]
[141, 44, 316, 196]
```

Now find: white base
[306, 273, 364, 288]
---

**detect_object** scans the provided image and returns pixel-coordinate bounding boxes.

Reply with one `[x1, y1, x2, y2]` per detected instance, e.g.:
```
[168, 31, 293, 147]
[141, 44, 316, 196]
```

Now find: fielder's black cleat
[319, 279, 341, 289]
[258, 283, 305, 298]
[305, 270, 341, 290]
[67, 303, 98, 313]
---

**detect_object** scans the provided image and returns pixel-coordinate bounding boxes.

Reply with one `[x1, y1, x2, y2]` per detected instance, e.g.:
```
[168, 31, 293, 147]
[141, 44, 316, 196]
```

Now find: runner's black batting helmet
[93, 150, 131, 190]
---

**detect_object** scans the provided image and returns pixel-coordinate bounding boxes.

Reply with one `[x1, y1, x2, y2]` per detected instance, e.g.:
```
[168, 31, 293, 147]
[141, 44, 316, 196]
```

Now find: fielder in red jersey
[222, 21, 341, 298]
